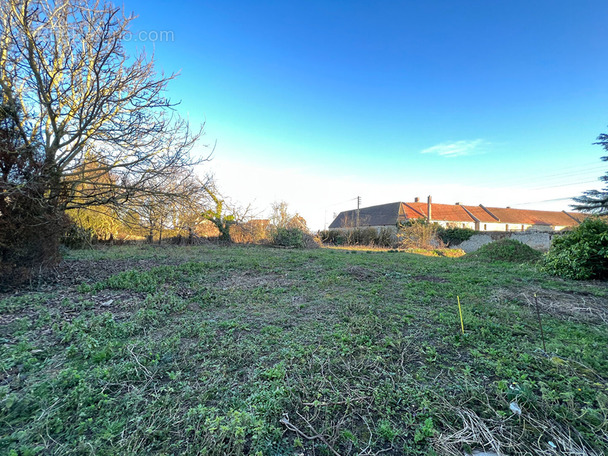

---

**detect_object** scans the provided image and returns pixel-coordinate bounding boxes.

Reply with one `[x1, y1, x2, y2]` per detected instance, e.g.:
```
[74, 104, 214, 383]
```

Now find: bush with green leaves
[437, 226, 475, 246]
[543, 217, 608, 280]
[271, 227, 306, 248]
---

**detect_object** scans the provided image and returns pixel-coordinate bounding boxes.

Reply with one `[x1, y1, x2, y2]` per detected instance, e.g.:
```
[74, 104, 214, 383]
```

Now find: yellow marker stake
[457, 296, 465, 334]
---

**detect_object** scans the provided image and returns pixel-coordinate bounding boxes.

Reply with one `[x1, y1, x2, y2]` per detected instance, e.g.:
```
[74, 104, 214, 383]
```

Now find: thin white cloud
[421, 139, 486, 157]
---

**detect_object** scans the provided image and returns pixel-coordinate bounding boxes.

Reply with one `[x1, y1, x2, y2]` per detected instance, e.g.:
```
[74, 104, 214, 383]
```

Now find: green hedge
[319, 228, 394, 247]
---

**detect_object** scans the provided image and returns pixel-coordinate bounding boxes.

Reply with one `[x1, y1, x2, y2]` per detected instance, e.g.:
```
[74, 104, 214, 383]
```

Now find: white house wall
[436, 221, 476, 229]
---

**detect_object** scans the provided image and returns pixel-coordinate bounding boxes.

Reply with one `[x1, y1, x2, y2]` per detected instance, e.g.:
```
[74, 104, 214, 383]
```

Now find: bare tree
[269, 200, 308, 230]
[269, 201, 291, 229]
[120, 171, 208, 244]
[201, 184, 254, 243]
[0, 0, 206, 208]
[0, 0, 207, 282]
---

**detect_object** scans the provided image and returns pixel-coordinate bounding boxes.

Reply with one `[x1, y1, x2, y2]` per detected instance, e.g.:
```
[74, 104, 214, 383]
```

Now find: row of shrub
[61, 216, 476, 252]
[318, 227, 395, 247]
[318, 223, 475, 250]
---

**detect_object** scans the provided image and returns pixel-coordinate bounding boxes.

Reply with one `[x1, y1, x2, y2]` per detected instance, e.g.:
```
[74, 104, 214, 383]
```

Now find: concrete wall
[455, 231, 560, 253]
[442, 221, 544, 232]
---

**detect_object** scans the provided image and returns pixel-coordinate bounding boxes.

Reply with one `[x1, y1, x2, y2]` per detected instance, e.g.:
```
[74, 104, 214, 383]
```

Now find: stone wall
[456, 231, 560, 253]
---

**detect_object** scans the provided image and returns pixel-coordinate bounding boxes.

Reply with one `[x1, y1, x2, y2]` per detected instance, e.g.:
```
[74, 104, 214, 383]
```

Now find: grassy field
[1, 244, 607, 455]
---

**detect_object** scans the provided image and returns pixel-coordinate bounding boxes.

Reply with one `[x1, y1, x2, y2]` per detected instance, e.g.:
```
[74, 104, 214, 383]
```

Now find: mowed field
[1, 245, 607, 455]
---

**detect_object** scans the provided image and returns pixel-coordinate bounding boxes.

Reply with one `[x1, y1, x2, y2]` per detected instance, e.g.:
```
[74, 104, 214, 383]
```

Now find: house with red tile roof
[328, 196, 586, 232]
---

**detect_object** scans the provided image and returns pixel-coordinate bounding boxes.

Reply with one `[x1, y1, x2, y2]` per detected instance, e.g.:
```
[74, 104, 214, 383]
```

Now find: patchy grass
[1, 244, 607, 455]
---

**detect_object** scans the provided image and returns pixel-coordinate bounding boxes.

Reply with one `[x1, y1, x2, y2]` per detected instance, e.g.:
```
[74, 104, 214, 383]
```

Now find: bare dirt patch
[0, 258, 186, 296]
[49, 258, 184, 285]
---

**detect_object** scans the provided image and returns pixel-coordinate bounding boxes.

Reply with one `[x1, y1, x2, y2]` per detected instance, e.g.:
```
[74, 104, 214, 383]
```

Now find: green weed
[0, 244, 606, 455]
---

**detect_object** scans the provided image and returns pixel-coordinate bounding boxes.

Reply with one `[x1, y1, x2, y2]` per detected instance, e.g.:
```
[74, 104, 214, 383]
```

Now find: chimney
[414, 197, 420, 203]
[427, 195, 432, 222]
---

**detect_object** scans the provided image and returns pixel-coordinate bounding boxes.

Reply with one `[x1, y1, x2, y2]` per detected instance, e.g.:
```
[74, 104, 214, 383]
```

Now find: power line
[486, 171, 600, 190]
[512, 196, 577, 206]
[526, 170, 600, 186]
[530, 179, 599, 191]
[323, 197, 358, 209]
[323, 197, 360, 230]
[474, 163, 602, 188]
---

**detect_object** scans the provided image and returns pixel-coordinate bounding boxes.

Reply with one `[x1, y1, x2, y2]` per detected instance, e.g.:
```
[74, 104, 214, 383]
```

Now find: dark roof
[328, 202, 405, 228]
[328, 201, 587, 229]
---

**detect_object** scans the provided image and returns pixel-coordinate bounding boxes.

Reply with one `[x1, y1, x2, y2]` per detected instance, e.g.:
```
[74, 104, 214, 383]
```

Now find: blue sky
[123, 0, 608, 229]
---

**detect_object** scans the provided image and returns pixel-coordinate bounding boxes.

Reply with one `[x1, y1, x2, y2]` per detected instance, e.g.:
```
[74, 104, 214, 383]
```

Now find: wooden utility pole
[356, 196, 361, 227]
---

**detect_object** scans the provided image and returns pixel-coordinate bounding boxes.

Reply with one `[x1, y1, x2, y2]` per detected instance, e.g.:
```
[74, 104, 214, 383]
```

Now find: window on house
[484, 224, 487, 230]
[521, 224, 524, 231]
[506, 224, 509, 231]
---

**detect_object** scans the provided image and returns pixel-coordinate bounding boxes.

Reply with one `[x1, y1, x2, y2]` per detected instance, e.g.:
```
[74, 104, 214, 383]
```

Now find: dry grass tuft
[493, 288, 608, 324]
[345, 265, 378, 281]
[434, 403, 603, 456]
[433, 405, 505, 456]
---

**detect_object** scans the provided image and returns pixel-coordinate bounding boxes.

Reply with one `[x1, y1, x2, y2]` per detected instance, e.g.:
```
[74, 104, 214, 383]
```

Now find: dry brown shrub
[230, 220, 271, 244]
[397, 220, 444, 249]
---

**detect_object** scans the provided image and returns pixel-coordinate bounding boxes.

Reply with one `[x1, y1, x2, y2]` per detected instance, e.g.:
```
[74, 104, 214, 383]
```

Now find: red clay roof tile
[329, 200, 587, 229]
